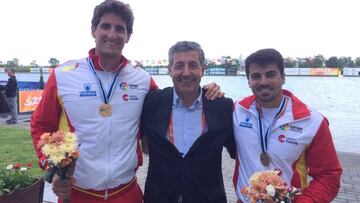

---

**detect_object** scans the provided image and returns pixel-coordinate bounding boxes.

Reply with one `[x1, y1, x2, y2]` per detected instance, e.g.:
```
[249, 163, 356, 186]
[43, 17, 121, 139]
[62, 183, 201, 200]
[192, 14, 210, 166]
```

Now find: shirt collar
[173, 87, 203, 110]
[88, 48, 128, 71]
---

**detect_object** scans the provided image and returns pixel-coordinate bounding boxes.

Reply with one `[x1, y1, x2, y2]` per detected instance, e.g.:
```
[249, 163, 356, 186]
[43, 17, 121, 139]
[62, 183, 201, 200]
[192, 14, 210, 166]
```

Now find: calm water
[1, 73, 359, 154]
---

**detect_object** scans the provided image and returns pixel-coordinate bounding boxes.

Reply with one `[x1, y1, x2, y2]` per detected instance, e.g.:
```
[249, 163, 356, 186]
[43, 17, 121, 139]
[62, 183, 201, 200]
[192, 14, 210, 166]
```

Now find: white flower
[59, 143, 76, 154]
[249, 171, 262, 184]
[20, 167, 27, 172]
[51, 154, 63, 165]
[266, 184, 276, 197]
[6, 164, 13, 170]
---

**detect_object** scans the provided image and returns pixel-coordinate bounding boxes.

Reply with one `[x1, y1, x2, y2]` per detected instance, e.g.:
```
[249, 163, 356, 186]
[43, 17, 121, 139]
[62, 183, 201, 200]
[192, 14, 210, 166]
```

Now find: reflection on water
[1, 73, 359, 153]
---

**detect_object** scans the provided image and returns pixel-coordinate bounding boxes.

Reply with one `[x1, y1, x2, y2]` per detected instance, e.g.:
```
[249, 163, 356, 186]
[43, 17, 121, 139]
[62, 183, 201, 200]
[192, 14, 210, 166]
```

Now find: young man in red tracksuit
[233, 48, 342, 203]
[31, 1, 155, 202]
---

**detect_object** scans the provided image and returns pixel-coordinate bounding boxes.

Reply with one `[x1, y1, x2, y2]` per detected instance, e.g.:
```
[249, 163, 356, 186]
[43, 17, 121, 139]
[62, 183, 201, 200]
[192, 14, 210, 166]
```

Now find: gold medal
[98, 103, 112, 117]
[260, 152, 270, 166]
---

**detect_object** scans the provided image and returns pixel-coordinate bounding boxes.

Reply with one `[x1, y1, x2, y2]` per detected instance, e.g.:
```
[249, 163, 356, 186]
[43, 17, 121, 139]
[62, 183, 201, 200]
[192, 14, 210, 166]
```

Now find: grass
[0, 126, 44, 177]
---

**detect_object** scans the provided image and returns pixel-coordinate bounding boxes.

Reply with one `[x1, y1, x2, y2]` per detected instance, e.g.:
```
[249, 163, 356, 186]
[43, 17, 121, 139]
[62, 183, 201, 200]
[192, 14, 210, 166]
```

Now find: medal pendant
[99, 103, 112, 117]
[260, 152, 270, 166]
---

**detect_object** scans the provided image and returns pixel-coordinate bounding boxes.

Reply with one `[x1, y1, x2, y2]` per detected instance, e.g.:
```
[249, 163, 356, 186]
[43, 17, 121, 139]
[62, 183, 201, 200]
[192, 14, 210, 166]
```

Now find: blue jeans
[6, 96, 17, 122]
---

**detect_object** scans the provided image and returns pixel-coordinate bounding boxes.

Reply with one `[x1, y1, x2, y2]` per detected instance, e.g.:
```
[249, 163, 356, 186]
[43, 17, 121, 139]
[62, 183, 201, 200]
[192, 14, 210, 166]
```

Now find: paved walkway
[1, 113, 359, 202]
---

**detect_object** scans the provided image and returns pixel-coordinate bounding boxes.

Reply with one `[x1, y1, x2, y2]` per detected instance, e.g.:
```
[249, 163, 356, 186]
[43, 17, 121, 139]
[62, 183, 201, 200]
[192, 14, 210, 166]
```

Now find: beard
[253, 86, 282, 107]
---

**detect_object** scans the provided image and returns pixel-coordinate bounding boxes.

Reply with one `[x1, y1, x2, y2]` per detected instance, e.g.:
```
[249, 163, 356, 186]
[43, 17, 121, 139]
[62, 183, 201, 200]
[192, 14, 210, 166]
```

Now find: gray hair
[168, 41, 205, 66]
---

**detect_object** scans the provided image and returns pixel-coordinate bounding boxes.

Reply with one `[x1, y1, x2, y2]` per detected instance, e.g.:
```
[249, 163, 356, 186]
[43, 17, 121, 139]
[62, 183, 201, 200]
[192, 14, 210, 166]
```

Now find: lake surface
[1, 73, 359, 154]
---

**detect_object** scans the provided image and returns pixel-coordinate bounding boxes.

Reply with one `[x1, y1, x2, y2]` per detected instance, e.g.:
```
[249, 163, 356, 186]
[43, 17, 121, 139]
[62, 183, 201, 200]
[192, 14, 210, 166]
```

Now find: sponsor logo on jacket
[122, 94, 139, 101]
[61, 63, 79, 72]
[120, 82, 139, 90]
[280, 124, 303, 133]
[278, 134, 298, 145]
[239, 115, 253, 128]
[79, 83, 96, 97]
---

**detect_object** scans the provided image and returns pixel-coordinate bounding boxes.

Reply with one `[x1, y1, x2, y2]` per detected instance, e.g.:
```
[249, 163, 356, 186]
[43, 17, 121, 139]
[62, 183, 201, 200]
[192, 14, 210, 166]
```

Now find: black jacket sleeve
[5, 76, 17, 97]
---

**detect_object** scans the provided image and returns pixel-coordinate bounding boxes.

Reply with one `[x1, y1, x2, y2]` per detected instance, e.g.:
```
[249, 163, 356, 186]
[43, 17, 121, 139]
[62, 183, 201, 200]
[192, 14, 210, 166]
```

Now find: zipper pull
[104, 188, 108, 200]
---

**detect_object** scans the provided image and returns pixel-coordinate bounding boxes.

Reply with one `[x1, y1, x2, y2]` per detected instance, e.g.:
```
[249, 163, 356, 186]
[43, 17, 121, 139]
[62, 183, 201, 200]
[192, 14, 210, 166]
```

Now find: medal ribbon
[256, 96, 288, 153]
[168, 112, 206, 145]
[87, 58, 120, 104]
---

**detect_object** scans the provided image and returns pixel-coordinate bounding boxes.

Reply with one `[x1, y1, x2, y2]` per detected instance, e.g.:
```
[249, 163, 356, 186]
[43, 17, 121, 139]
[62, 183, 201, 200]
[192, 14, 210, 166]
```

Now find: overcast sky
[0, 0, 359, 65]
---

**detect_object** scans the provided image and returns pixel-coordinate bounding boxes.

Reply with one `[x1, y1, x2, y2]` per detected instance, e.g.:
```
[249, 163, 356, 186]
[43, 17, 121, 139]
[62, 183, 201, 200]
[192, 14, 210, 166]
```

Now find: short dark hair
[168, 41, 206, 66]
[245, 48, 284, 79]
[91, 0, 134, 35]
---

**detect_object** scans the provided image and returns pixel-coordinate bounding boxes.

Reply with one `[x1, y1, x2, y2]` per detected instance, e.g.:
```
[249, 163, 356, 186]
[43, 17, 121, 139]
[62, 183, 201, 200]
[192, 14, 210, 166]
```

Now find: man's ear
[91, 26, 96, 38]
[168, 66, 172, 77]
[201, 65, 206, 77]
[126, 33, 131, 43]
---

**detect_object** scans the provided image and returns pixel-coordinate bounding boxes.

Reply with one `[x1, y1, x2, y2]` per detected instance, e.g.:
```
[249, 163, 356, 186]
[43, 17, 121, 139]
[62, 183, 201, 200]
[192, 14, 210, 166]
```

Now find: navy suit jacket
[140, 87, 235, 203]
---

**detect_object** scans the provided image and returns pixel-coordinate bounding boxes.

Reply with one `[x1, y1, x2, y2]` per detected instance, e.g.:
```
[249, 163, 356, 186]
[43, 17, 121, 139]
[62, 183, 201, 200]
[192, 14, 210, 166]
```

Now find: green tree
[48, 58, 60, 67]
[284, 57, 297, 68]
[298, 57, 311, 68]
[355, 57, 360, 67]
[231, 58, 239, 65]
[312, 55, 325, 67]
[224, 56, 232, 66]
[6, 61, 16, 67]
[347, 60, 355, 67]
[12, 58, 19, 66]
[206, 59, 216, 67]
[30, 60, 38, 67]
[338, 57, 354, 68]
[325, 56, 340, 67]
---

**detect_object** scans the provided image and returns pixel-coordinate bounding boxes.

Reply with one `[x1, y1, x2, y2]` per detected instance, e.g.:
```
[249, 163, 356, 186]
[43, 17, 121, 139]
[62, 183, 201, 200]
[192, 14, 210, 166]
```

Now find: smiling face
[248, 62, 285, 108]
[169, 50, 205, 99]
[91, 12, 130, 60]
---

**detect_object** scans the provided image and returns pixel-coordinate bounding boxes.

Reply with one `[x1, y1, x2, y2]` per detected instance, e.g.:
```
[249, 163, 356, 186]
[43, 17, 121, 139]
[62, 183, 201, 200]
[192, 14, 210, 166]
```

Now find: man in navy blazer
[141, 41, 235, 203]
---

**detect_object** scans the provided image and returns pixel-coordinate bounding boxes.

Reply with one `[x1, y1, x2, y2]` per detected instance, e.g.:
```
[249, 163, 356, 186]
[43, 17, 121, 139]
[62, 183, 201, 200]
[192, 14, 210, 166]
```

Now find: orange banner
[310, 68, 340, 76]
[18, 90, 43, 113]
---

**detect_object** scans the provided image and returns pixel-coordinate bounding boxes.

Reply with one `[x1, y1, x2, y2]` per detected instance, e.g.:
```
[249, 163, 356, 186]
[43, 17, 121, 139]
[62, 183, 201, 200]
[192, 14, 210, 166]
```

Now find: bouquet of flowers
[38, 130, 79, 203]
[0, 163, 36, 196]
[241, 169, 300, 203]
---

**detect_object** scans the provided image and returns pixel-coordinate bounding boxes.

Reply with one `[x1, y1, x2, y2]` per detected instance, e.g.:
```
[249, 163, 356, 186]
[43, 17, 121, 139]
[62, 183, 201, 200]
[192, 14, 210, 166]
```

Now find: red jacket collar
[88, 48, 128, 71]
[238, 89, 310, 120]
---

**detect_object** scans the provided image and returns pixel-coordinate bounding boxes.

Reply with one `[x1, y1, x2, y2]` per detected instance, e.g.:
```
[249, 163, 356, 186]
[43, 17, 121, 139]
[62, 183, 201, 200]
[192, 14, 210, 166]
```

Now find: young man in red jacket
[233, 48, 342, 203]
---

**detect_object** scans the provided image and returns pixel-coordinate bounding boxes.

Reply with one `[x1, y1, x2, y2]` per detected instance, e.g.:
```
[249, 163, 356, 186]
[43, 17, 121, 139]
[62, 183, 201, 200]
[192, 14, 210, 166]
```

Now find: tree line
[0, 58, 60, 70]
[1, 55, 360, 73]
[284, 55, 360, 68]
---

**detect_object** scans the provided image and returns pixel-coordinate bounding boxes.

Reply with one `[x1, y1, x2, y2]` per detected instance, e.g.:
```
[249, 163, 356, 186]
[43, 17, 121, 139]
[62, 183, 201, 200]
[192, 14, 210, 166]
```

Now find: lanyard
[256, 96, 288, 153]
[168, 111, 206, 145]
[87, 58, 119, 104]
